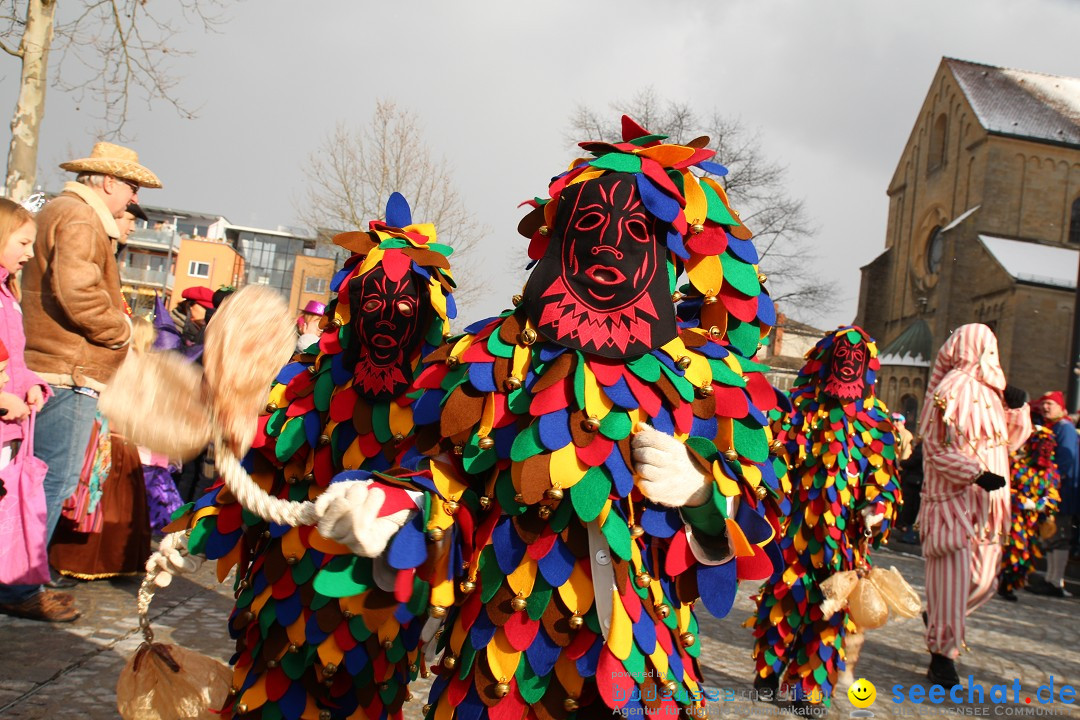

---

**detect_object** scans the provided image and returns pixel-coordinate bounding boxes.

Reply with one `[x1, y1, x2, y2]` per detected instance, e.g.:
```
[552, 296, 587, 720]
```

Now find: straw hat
[59, 142, 162, 188]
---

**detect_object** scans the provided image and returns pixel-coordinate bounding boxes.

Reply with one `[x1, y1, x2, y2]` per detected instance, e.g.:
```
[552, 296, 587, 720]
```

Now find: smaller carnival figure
[998, 421, 1060, 600]
[750, 326, 900, 710]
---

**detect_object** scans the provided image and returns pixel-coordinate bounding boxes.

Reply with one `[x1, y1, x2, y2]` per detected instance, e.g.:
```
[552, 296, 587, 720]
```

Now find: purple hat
[301, 300, 326, 316]
[151, 295, 182, 352]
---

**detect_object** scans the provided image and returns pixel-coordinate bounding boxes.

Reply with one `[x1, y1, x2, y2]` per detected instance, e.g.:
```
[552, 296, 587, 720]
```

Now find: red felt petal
[528, 233, 549, 261]
[503, 612, 540, 652]
[319, 331, 343, 355]
[589, 359, 624, 387]
[622, 116, 650, 142]
[270, 570, 296, 599]
[285, 395, 316, 418]
[565, 627, 598, 660]
[713, 386, 749, 419]
[492, 393, 514, 429]
[394, 567, 414, 603]
[329, 387, 357, 423]
[356, 431, 383, 459]
[673, 402, 693, 435]
[576, 435, 614, 468]
[381, 249, 411, 283]
[745, 373, 776, 412]
[529, 381, 571, 415]
[641, 158, 685, 205]
[719, 283, 760, 323]
[597, 646, 634, 709]
[447, 671, 471, 706]
[735, 544, 773, 581]
[618, 575, 642, 622]
[462, 342, 495, 363]
[526, 528, 557, 560]
[265, 666, 290, 701]
[664, 528, 697, 578]
[216, 503, 242, 533]
[334, 619, 358, 651]
[489, 681, 526, 720]
[623, 373, 662, 418]
[655, 622, 673, 655]
[671, 148, 718, 169]
[459, 586, 485, 633]
[685, 225, 728, 256]
[415, 362, 449, 390]
[313, 446, 335, 486]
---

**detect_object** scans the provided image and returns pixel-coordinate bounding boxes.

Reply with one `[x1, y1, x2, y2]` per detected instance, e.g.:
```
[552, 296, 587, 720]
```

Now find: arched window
[928, 113, 947, 172]
[901, 394, 919, 424]
[1068, 196, 1080, 244]
[926, 226, 944, 274]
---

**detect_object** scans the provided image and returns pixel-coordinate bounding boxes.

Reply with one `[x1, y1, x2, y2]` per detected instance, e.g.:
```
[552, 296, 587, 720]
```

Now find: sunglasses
[117, 177, 140, 194]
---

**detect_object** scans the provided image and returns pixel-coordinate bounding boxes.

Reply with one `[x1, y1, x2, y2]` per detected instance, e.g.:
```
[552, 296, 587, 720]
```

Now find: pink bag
[0, 413, 51, 585]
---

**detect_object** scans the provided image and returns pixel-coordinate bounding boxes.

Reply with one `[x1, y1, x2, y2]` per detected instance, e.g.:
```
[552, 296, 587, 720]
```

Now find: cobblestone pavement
[1, 542, 1078, 719]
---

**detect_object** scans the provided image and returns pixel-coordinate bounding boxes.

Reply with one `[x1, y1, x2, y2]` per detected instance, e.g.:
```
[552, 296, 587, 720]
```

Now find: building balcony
[120, 267, 174, 288]
[126, 228, 179, 251]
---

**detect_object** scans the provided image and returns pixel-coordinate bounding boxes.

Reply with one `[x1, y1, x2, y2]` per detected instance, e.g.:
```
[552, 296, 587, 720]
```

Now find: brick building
[856, 57, 1080, 416]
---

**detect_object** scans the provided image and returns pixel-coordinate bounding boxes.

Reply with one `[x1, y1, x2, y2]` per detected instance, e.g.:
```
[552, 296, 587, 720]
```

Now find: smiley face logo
[848, 678, 876, 708]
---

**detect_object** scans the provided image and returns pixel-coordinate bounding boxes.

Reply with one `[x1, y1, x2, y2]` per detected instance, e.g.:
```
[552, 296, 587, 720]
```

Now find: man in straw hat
[0, 142, 160, 622]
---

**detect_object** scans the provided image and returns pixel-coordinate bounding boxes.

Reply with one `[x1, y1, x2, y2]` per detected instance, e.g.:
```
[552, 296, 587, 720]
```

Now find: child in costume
[160, 194, 457, 720]
[749, 326, 900, 709]
[314, 117, 787, 719]
[998, 423, 1060, 600]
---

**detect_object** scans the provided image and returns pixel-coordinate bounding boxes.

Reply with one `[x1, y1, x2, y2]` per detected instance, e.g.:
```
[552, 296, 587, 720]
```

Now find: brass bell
[428, 528, 444, 542]
[630, 524, 645, 539]
[581, 416, 601, 433]
[671, 291, 684, 303]
[494, 682, 510, 698]
[286, 555, 298, 565]
[324, 663, 337, 676]
[676, 356, 692, 370]
[265, 402, 277, 413]
[381, 639, 394, 650]
[696, 384, 714, 398]
[690, 223, 704, 235]
[544, 487, 564, 501]
[307, 364, 318, 375]
[262, 530, 271, 539]
[655, 602, 671, 619]
[319, 711, 332, 720]
[723, 449, 739, 462]
[267, 659, 278, 668]
[504, 376, 522, 391]
[446, 356, 460, 369]
[755, 485, 768, 500]
[229, 686, 239, 696]
[288, 644, 300, 653]
[378, 682, 390, 692]
[342, 610, 353, 619]
[423, 704, 432, 715]
[479, 496, 492, 510]
[703, 295, 718, 305]
[770, 439, 784, 452]
[478, 437, 495, 450]
[304, 472, 315, 483]
[708, 325, 722, 340]
[392, 433, 405, 445]
[236, 704, 249, 715]
[510, 596, 528, 612]
[519, 328, 537, 346]
[328, 318, 342, 330]
[513, 493, 525, 503]
[635, 572, 652, 588]
[238, 579, 250, 590]
[568, 614, 584, 630]
[664, 680, 680, 697]
[680, 632, 696, 647]
[512, 294, 524, 306]
[443, 655, 457, 670]
[452, 444, 464, 456]
[564, 698, 580, 712]
[538, 226, 550, 236]
[460, 579, 477, 593]
[286, 475, 298, 485]
[444, 500, 459, 516]
[537, 506, 552, 520]
[429, 605, 448, 619]
[758, 273, 768, 284]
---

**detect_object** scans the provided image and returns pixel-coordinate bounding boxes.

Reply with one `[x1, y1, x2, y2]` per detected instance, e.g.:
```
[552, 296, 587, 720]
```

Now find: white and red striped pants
[924, 536, 1001, 658]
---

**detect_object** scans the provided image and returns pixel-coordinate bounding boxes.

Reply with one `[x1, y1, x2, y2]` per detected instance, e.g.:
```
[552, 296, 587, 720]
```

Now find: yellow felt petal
[286, 616, 306, 647]
[511, 342, 531, 379]
[555, 654, 585, 695]
[431, 458, 468, 499]
[479, 394, 496, 437]
[388, 401, 413, 439]
[549, 443, 588, 489]
[405, 222, 437, 243]
[649, 646, 670, 678]
[251, 586, 273, 615]
[317, 634, 344, 668]
[450, 611, 469, 655]
[430, 577, 455, 609]
[279, 528, 305, 562]
[308, 530, 350, 556]
[582, 367, 613, 420]
[429, 277, 448, 321]
[377, 617, 401, 648]
[607, 588, 633, 660]
[686, 254, 724, 297]
[238, 675, 268, 710]
[675, 605, 692, 632]
[267, 382, 287, 409]
[711, 461, 742, 497]
[342, 438, 369, 471]
[725, 518, 754, 558]
[486, 630, 522, 681]
[435, 695, 455, 720]
[429, 495, 454, 531]
[557, 560, 593, 615]
[506, 555, 538, 598]
[215, 543, 241, 582]
[683, 174, 708, 226]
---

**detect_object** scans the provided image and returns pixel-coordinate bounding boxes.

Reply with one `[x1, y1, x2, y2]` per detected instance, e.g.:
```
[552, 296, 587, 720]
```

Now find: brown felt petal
[728, 220, 753, 241]
[517, 453, 552, 505]
[403, 248, 450, 270]
[487, 584, 517, 627]
[416, 424, 444, 457]
[640, 675, 662, 712]
[532, 353, 574, 394]
[424, 343, 453, 364]
[299, 581, 316, 608]
[333, 230, 378, 255]
[654, 375, 682, 409]
[316, 599, 344, 634]
[419, 535, 449, 578]
[262, 546, 288, 585]
[441, 385, 485, 439]
[563, 519, 589, 558]
[679, 329, 707, 348]
[675, 567, 700, 603]
[687, 136, 711, 149]
[353, 398, 373, 435]
[534, 681, 570, 720]
[569, 409, 593, 449]
[261, 624, 290, 662]
[701, 303, 729, 337]
[474, 654, 503, 707]
[541, 594, 574, 648]
[498, 312, 525, 346]
[513, 511, 546, 545]
[611, 557, 631, 599]
[692, 394, 716, 420]
[493, 357, 511, 393]
[517, 206, 547, 239]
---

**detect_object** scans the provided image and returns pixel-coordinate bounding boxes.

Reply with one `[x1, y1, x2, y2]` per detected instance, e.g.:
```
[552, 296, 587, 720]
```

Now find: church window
[1068, 196, 1080, 244]
[928, 113, 947, 172]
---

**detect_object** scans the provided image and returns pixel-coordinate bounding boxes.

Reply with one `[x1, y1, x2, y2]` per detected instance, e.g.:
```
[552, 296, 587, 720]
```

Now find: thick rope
[214, 439, 318, 527]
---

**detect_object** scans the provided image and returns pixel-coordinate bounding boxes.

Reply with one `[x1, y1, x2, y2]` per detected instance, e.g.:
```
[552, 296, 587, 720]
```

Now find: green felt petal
[371, 402, 391, 443]
[510, 423, 544, 462]
[572, 465, 612, 523]
[275, 417, 306, 462]
[281, 646, 307, 680]
[462, 443, 496, 475]
[547, 498, 574, 533]
[627, 133, 668, 146]
[628, 355, 661, 383]
[573, 356, 586, 411]
[507, 388, 532, 416]
[495, 470, 526, 515]
[262, 703, 284, 720]
[259, 600, 276, 636]
[659, 364, 696, 402]
[733, 418, 769, 463]
[516, 658, 551, 704]
[736, 355, 770, 374]
[527, 574, 552, 621]
[599, 411, 633, 441]
[685, 436, 719, 462]
[623, 642, 646, 681]
[349, 615, 372, 641]
[708, 359, 747, 388]
[187, 516, 212, 555]
[479, 547, 503, 603]
[458, 637, 478, 679]
[314, 370, 334, 412]
[701, 182, 739, 226]
[601, 510, 632, 561]
[727, 319, 761, 357]
[487, 328, 514, 359]
[590, 153, 642, 174]
[720, 253, 760, 298]
[291, 553, 317, 586]
[406, 576, 430, 617]
[266, 409, 287, 438]
[312, 555, 371, 598]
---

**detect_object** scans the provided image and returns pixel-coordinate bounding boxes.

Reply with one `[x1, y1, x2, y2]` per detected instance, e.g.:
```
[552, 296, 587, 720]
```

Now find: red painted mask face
[521, 173, 676, 358]
[347, 265, 428, 401]
[824, 335, 869, 400]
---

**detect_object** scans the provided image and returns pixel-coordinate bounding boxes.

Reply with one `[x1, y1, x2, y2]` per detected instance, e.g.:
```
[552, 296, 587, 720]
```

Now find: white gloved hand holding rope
[315, 481, 416, 558]
[631, 423, 714, 508]
[148, 531, 205, 588]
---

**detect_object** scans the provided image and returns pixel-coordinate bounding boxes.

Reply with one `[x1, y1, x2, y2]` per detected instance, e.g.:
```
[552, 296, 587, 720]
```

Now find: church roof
[946, 58, 1080, 147]
[879, 318, 933, 368]
[979, 235, 1078, 289]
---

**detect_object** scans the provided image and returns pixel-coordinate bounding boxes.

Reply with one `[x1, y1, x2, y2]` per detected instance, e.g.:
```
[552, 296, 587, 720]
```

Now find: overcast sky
[3, 0, 1080, 329]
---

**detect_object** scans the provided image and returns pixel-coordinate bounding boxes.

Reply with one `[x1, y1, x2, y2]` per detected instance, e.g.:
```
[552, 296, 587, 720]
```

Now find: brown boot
[0, 590, 80, 622]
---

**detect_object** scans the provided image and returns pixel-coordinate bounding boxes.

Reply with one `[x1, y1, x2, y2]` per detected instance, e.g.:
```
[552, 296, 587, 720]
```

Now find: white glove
[861, 506, 885, 531]
[149, 531, 205, 587]
[631, 423, 713, 508]
[1021, 499, 1038, 511]
[315, 481, 416, 558]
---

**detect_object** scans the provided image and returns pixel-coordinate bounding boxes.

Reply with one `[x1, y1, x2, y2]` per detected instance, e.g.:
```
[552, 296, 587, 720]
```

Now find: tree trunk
[5, 0, 57, 201]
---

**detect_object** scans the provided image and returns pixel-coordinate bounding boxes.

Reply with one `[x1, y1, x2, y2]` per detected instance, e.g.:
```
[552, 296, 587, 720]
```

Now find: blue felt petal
[691, 415, 719, 441]
[735, 501, 774, 545]
[538, 408, 573, 452]
[385, 192, 413, 228]
[304, 611, 328, 645]
[537, 537, 576, 587]
[251, 569, 268, 597]
[275, 362, 308, 385]
[343, 641, 371, 676]
[394, 601, 415, 625]
[538, 344, 568, 363]
[632, 613, 657, 655]
[525, 626, 562, 677]
[387, 510, 428, 570]
[696, 341, 728, 359]
[469, 610, 498, 649]
[766, 542, 785, 577]
[445, 292, 457, 320]
[330, 266, 352, 293]
[205, 528, 242, 559]
[300, 411, 320, 450]
[640, 505, 681, 539]
[757, 293, 777, 326]
[494, 423, 517, 459]
[330, 352, 352, 385]
[727, 236, 759, 264]
[456, 685, 486, 720]
[791, 581, 806, 605]
[698, 160, 729, 177]
[464, 318, 492, 335]
[275, 590, 302, 626]
[606, 376, 639, 410]
[492, 518, 526, 575]
[698, 560, 738, 618]
[468, 362, 497, 393]
[412, 264, 432, 282]
[668, 648, 684, 686]
[774, 388, 793, 414]
[666, 228, 690, 260]
[575, 635, 603, 677]
[278, 681, 308, 720]
[194, 485, 224, 512]
[605, 449, 635, 498]
[651, 407, 674, 435]
[636, 173, 680, 223]
[412, 388, 446, 426]
[653, 351, 678, 373]
[746, 404, 768, 426]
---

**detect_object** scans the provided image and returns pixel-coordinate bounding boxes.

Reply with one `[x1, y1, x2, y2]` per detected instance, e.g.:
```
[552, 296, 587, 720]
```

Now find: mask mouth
[370, 333, 396, 348]
[586, 265, 625, 285]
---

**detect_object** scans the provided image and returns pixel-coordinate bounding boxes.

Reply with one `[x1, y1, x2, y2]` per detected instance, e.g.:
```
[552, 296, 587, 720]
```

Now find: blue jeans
[0, 386, 97, 604]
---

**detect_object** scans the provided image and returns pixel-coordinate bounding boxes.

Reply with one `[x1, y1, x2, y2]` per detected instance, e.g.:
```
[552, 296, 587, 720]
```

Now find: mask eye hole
[625, 218, 651, 243]
[362, 299, 380, 312]
[396, 301, 414, 317]
[574, 211, 605, 232]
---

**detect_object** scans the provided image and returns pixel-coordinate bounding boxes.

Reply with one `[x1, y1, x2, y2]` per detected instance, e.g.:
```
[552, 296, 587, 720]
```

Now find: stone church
[856, 57, 1080, 421]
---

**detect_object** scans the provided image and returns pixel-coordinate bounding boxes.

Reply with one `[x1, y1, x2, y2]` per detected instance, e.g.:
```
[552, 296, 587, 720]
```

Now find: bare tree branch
[565, 89, 836, 321]
[0, 36, 22, 58]
[298, 100, 487, 308]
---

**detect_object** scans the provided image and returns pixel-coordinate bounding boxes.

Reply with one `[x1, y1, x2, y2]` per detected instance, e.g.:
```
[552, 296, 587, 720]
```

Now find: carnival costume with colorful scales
[1000, 425, 1060, 594]
[749, 327, 899, 706]
[386, 117, 787, 719]
[174, 194, 457, 720]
